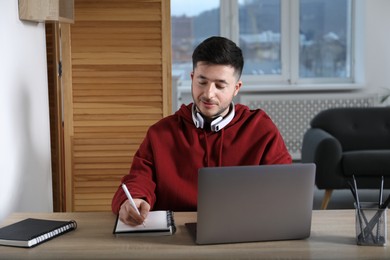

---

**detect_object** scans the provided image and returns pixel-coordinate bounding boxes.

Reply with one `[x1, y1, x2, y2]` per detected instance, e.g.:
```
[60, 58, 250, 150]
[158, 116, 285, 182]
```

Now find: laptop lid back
[196, 163, 316, 245]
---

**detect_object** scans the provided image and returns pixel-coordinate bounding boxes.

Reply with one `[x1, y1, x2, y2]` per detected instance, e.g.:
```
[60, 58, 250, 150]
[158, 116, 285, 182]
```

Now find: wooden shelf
[18, 0, 74, 23]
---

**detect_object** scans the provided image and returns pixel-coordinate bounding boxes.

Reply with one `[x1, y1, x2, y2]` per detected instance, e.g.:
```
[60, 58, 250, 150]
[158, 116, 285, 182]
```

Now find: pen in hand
[121, 183, 145, 226]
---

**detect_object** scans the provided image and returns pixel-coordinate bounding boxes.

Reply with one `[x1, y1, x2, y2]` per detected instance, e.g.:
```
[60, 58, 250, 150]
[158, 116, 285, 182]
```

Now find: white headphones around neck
[191, 103, 235, 132]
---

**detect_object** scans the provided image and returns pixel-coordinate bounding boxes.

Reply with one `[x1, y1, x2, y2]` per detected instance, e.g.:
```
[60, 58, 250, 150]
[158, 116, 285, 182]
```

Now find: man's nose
[203, 83, 216, 98]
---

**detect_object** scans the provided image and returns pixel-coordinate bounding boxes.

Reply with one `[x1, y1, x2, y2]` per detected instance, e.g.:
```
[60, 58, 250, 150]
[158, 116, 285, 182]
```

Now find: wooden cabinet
[19, 0, 74, 23]
[51, 0, 171, 211]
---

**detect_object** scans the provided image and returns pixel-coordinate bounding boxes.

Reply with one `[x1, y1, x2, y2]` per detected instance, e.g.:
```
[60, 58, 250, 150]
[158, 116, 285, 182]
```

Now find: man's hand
[119, 198, 150, 226]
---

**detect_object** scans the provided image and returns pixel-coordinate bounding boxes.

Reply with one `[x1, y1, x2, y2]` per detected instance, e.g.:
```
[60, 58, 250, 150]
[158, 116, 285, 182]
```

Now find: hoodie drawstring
[218, 129, 224, 166]
[203, 131, 210, 167]
[202, 128, 225, 167]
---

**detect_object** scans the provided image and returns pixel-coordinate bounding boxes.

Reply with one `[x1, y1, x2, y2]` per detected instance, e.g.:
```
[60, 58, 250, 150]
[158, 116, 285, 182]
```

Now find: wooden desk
[0, 210, 389, 259]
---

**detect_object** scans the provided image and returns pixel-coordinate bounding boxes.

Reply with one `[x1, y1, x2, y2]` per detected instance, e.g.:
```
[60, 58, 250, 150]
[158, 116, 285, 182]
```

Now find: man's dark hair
[192, 36, 244, 79]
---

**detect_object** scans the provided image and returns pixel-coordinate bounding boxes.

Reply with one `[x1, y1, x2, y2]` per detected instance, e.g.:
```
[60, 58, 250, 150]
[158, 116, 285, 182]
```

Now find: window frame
[174, 0, 358, 91]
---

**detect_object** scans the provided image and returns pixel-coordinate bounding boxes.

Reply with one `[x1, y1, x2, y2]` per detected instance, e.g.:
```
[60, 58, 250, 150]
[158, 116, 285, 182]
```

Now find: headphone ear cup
[192, 105, 204, 128]
[210, 103, 235, 132]
[210, 116, 223, 131]
[195, 112, 204, 128]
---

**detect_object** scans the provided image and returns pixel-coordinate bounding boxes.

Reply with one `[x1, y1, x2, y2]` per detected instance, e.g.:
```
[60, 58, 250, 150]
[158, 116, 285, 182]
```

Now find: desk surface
[0, 210, 389, 259]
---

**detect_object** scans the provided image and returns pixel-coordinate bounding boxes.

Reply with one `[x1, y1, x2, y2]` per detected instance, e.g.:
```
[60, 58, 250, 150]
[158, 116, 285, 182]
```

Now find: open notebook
[187, 163, 316, 245]
[113, 210, 176, 236]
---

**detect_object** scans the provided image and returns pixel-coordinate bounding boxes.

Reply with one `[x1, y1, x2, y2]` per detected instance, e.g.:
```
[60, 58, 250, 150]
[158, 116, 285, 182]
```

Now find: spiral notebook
[0, 218, 77, 248]
[113, 210, 176, 236]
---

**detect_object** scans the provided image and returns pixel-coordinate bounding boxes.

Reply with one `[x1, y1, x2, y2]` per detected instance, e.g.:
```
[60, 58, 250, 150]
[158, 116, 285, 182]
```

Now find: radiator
[240, 93, 380, 160]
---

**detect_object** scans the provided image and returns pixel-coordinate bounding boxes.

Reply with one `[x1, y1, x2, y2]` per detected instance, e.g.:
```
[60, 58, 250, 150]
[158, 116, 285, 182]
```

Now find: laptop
[186, 163, 316, 245]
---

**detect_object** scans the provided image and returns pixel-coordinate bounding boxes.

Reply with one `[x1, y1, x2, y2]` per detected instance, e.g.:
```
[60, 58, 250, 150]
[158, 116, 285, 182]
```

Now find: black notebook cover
[0, 218, 77, 248]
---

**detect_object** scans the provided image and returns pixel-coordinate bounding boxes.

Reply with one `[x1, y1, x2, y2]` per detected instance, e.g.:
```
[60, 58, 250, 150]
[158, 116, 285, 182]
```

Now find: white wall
[0, 1, 53, 221]
[364, 0, 390, 90]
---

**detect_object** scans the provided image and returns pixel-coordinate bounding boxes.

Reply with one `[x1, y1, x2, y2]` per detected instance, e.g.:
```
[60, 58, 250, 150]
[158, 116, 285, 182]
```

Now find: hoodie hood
[174, 103, 250, 166]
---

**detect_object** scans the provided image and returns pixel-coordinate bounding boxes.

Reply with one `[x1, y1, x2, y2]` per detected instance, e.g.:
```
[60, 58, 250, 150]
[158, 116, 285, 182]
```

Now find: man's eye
[198, 81, 207, 85]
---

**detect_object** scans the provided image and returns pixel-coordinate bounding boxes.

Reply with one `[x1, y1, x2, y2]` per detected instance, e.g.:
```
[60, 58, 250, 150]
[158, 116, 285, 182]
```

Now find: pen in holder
[350, 175, 388, 246]
[354, 202, 387, 246]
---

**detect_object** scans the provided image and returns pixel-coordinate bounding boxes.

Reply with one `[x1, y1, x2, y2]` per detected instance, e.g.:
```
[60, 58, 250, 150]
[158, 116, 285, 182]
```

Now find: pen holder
[354, 202, 387, 246]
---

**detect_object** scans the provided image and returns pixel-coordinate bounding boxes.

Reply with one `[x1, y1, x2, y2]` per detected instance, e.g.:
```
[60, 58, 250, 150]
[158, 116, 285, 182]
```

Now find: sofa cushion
[342, 150, 390, 177]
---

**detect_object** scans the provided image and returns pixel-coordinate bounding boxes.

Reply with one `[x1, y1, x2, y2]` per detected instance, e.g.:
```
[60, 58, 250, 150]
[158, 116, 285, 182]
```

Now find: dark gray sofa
[301, 107, 390, 209]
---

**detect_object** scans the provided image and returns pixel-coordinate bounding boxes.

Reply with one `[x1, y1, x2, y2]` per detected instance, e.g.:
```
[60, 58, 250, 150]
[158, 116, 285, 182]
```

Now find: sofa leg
[321, 189, 333, 210]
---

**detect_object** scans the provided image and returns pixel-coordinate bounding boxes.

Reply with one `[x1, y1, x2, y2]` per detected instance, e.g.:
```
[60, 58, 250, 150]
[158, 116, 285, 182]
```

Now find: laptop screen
[192, 163, 316, 245]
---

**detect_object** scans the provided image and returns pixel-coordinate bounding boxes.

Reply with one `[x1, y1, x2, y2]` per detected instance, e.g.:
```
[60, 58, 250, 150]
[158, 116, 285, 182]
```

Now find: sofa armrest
[301, 128, 346, 189]
[302, 128, 342, 163]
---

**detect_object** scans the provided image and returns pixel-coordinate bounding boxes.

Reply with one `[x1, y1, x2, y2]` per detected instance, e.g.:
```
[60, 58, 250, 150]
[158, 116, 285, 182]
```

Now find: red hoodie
[111, 103, 292, 213]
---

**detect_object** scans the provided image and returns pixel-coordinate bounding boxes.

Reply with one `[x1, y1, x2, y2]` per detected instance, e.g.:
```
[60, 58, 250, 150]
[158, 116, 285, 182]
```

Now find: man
[112, 36, 292, 226]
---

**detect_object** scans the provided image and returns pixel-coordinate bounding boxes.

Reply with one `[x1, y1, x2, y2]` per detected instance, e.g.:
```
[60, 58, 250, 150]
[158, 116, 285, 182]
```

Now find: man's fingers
[119, 201, 142, 225]
[119, 199, 150, 226]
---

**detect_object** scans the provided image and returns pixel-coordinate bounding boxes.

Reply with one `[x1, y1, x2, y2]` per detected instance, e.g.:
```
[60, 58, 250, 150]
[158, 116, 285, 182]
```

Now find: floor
[313, 188, 390, 210]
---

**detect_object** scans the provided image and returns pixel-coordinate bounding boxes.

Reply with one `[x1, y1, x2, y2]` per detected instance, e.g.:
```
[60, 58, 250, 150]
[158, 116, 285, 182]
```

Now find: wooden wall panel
[62, 0, 171, 211]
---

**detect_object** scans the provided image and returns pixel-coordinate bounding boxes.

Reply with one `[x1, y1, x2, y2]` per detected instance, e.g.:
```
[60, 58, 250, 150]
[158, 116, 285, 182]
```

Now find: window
[171, 0, 355, 103]
[238, 0, 282, 77]
[171, 0, 220, 83]
[298, 0, 352, 82]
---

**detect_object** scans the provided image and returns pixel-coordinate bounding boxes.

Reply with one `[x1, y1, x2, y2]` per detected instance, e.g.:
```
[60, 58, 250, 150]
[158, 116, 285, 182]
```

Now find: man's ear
[190, 71, 194, 80]
[234, 80, 242, 96]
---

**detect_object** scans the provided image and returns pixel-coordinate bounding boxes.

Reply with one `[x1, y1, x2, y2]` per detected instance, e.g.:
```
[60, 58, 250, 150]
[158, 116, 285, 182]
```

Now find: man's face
[191, 62, 242, 121]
